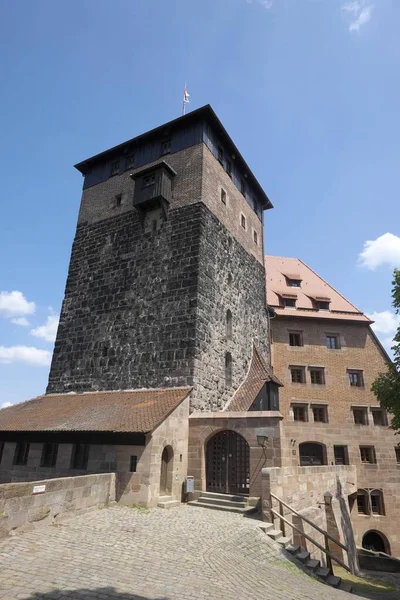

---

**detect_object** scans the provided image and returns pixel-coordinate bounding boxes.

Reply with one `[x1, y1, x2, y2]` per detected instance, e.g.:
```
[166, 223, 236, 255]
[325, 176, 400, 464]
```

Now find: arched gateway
[206, 430, 250, 495]
[362, 531, 390, 554]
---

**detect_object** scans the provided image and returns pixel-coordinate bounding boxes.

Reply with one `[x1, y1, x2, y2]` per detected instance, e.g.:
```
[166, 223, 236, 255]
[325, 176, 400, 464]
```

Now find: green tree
[372, 268, 400, 433]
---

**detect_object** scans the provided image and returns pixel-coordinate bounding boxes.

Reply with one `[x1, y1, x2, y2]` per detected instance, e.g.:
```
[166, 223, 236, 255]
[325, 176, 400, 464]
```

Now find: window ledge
[291, 401, 309, 405]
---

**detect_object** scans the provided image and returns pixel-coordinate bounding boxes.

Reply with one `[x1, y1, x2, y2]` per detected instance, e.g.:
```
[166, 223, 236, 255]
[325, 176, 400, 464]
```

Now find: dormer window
[288, 279, 301, 288]
[226, 160, 232, 177]
[317, 301, 330, 311]
[217, 146, 224, 164]
[283, 298, 296, 308]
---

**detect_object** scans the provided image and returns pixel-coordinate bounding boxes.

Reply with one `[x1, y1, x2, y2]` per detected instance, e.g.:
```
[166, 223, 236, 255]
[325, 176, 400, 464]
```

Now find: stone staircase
[188, 491, 257, 514]
[259, 523, 353, 594]
[157, 496, 181, 509]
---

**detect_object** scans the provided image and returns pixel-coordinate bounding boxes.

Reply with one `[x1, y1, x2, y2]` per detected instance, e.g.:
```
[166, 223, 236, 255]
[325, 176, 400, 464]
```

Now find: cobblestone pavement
[0, 504, 391, 600]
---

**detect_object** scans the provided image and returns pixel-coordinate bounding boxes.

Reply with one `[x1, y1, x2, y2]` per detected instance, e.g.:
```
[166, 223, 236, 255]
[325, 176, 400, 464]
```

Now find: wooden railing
[270, 492, 353, 574]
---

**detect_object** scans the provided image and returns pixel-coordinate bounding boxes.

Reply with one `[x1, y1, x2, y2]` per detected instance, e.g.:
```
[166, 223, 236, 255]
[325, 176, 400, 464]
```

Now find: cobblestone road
[0, 505, 385, 600]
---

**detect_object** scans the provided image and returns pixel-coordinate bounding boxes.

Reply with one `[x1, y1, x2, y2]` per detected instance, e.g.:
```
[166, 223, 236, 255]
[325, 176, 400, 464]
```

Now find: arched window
[225, 352, 232, 388]
[362, 531, 390, 554]
[226, 310, 232, 340]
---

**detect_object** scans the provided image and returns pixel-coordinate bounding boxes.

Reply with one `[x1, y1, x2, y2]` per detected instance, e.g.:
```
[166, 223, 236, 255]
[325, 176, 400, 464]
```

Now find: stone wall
[201, 144, 264, 265]
[261, 465, 358, 571]
[47, 202, 201, 394]
[0, 440, 139, 483]
[117, 397, 189, 507]
[0, 400, 189, 509]
[0, 473, 115, 540]
[48, 138, 269, 411]
[191, 206, 269, 411]
[189, 412, 282, 498]
[281, 420, 400, 557]
[47, 198, 269, 411]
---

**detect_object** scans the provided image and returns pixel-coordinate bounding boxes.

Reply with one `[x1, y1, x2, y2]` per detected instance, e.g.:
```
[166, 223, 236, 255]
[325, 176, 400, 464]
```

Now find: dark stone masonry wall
[191, 208, 269, 411]
[47, 197, 269, 411]
[47, 204, 201, 393]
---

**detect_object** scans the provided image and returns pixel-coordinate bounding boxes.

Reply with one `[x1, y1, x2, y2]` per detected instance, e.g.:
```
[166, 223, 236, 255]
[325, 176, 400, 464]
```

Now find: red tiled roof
[225, 345, 282, 412]
[265, 256, 371, 323]
[0, 388, 192, 433]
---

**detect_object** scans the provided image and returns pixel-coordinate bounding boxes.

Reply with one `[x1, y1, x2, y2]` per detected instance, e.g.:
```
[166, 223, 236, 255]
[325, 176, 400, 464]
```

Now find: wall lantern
[324, 491, 333, 507]
[257, 435, 268, 448]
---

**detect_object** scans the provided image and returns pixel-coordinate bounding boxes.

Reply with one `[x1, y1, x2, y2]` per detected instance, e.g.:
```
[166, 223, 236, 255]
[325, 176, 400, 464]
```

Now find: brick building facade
[266, 255, 400, 557]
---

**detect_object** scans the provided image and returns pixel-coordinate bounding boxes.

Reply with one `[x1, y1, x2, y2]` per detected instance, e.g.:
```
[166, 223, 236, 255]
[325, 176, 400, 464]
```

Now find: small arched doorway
[299, 442, 326, 466]
[362, 531, 390, 554]
[160, 445, 174, 495]
[206, 430, 250, 495]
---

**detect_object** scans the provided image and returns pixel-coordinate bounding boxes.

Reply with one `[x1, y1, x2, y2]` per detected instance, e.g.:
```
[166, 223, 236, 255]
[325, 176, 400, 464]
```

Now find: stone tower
[47, 105, 272, 411]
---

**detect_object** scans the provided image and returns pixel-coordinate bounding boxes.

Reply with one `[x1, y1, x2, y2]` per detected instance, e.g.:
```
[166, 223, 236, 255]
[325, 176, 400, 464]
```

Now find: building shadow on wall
[24, 588, 168, 600]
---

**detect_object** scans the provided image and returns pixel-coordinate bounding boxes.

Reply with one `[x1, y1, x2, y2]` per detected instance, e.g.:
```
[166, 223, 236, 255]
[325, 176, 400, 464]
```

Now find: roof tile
[226, 345, 282, 412]
[265, 256, 371, 323]
[0, 388, 192, 433]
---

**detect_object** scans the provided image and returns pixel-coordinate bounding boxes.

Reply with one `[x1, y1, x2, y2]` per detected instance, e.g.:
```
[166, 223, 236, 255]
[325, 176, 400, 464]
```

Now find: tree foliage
[372, 269, 400, 433]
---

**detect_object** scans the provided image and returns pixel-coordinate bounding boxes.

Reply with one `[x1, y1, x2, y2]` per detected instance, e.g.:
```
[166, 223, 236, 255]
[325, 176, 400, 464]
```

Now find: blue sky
[0, 0, 399, 407]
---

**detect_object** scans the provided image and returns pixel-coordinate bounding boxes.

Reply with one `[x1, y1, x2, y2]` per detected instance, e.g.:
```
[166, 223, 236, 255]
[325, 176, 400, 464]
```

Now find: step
[286, 544, 301, 555]
[187, 501, 256, 515]
[305, 559, 320, 571]
[277, 536, 292, 548]
[199, 496, 247, 509]
[259, 523, 274, 534]
[199, 491, 248, 503]
[340, 581, 353, 594]
[157, 499, 180, 509]
[297, 551, 311, 564]
[326, 575, 341, 588]
[266, 529, 284, 541]
[317, 567, 331, 580]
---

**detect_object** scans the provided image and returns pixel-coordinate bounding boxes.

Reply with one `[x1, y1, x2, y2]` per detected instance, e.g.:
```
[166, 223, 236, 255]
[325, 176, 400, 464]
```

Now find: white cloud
[358, 233, 400, 270]
[11, 317, 30, 327]
[342, 1, 373, 32]
[367, 310, 400, 335]
[30, 314, 59, 343]
[1, 402, 12, 409]
[0, 291, 35, 318]
[367, 309, 399, 357]
[245, 0, 273, 8]
[0, 346, 52, 366]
